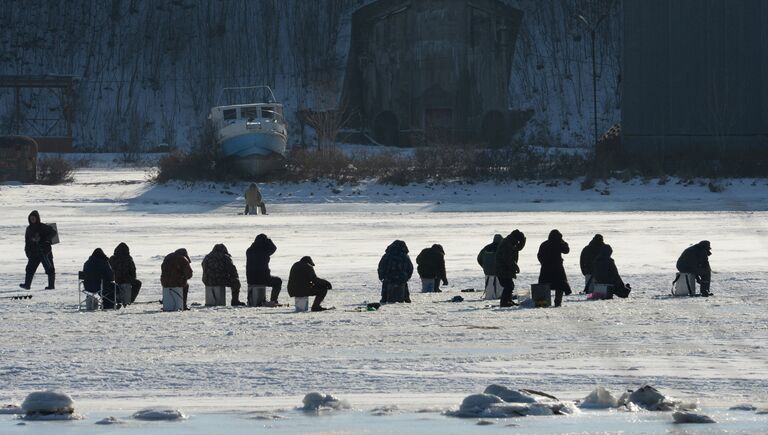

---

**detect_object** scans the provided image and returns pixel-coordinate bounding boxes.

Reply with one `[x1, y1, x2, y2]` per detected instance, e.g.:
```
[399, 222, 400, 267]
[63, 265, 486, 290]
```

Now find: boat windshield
[241, 107, 259, 120]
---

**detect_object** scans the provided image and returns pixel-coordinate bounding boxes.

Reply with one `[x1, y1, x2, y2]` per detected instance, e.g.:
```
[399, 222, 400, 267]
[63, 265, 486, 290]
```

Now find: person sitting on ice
[416, 244, 447, 293]
[161, 248, 193, 310]
[477, 234, 503, 299]
[591, 245, 631, 299]
[244, 183, 267, 215]
[83, 248, 119, 309]
[537, 229, 572, 307]
[496, 230, 526, 307]
[287, 256, 332, 311]
[579, 234, 605, 294]
[246, 234, 282, 306]
[676, 240, 712, 296]
[109, 242, 142, 305]
[377, 240, 413, 303]
[202, 244, 245, 306]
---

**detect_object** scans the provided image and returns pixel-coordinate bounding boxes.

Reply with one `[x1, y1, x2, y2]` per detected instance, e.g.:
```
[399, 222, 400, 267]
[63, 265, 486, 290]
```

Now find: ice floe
[672, 411, 716, 424]
[301, 392, 350, 412]
[20, 391, 81, 420]
[132, 407, 187, 421]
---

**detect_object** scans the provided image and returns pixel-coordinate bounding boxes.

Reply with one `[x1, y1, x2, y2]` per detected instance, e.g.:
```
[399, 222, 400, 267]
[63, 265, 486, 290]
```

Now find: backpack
[481, 250, 497, 276]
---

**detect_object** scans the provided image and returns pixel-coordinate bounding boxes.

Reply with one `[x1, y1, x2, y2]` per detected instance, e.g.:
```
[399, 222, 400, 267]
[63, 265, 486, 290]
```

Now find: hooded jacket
[109, 242, 137, 284]
[202, 244, 241, 289]
[579, 234, 605, 276]
[592, 245, 627, 295]
[24, 210, 57, 257]
[161, 248, 193, 288]
[676, 241, 711, 274]
[377, 240, 413, 285]
[537, 230, 571, 293]
[287, 257, 329, 297]
[495, 230, 526, 279]
[246, 234, 277, 284]
[477, 234, 503, 276]
[83, 248, 114, 293]
[416, 244, 447, 281]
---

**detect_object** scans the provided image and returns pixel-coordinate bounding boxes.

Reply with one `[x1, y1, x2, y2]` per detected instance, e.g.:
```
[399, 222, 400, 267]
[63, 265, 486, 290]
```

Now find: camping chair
[77, 271, 119, 311]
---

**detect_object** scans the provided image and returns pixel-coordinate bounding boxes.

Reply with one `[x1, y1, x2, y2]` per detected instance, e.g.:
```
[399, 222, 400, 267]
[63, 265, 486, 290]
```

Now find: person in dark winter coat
[202, 244, 244, 306]
[579, 234, 605, 293]
[676, 240, 712, 295]
[109, 242, 142, 304]
[83, 248, 118, 309]
[246, 234, 282, 305]
[416, 244, 447, 292]
[287, 256, 332, 311]
[592, 245, 631, 299]
[537, 229, 572, 307]
[478, 234, 503, 299]
[161, 248, 193, 309]
[495, 230, 526, 307]
[377, 240, 413, 303]
[20, 210, 57, 290]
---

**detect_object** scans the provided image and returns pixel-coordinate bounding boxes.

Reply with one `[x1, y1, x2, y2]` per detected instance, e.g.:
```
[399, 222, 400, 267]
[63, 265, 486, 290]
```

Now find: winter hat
[548, 229, 563, 240]
[511, 229, 524, 241]
[301, 256, 315, 266]
[175, 248, 190, 261]
[91, 248, 107, 259]
[432, 244, 444, 254]
[600, 244, 613, 257]
[114, 242, 130, 256]
[593, 234, 604, 243]
[493, 234, 503, 244]
[698, 240, 711, 250]
[28, 210, 40, 224]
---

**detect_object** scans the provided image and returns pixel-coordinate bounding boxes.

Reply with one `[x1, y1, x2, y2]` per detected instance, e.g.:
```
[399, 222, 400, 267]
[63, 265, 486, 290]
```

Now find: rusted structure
[0, 75, 76, 152]
[342, 0, 523, 147]
[0, 136, 37, 183]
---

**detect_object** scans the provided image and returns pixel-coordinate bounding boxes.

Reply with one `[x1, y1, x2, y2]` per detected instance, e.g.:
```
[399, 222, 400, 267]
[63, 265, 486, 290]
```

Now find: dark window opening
[223, 109, 237, 120]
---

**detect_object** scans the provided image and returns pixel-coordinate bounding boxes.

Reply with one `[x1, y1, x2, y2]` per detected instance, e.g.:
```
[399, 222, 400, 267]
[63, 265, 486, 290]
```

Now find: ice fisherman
[579, 234, 605, 293]
[246, 234, 282, 306]
[495, 230, 526, 307]
[416, 244, 447, 293]
[591, 244, 631, 299]
[82, 248, 119, 309]
[161, 248, 193, 310]
[202, 244, 245, 306]
[20, 210, 57, 290]
[287, 256, 332, 311]
[109, 242, 142, 305]
[676, 240, 712, 296]
[478, 234, 503, 299]
[377, 240, 413, 303]
[537, 229, 572, 307]
[244, 183, 267, 215]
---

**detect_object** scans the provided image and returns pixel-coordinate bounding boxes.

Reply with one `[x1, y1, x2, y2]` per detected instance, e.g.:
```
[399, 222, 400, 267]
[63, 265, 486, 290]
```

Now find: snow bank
[672, 411, 716, 424]
[301, 392, 350, 412]
[132, 407, 187, 421]
[20, 391, 81, 420]
[580, 386, 619, 409]
[447, 385, 577, 419]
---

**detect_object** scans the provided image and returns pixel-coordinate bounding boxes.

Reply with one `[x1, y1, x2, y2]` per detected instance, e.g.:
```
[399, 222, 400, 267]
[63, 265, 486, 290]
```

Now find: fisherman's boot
[19, 273, 33, 290]
[45, 274, 55, 290]
[231, 288, 246, 307]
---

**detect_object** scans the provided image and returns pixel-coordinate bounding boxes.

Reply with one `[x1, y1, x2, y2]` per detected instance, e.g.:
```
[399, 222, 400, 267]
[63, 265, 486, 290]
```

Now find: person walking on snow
[537, 229, 572, 307]
[244, 183, 267, 215]
[109, 242, 142, 305]
[676, 240, 712, 296]
[378, 240, 413, 303]
[202, 244, 245, 306]
[495, 230, 526, 307]
[20, 210, 57, 290]
[287, 256, 332, 311]
[416, 244, 447, 293]
[161, 248, 193, 310]
[579, 234, 605, 293]
[246, 234, 282, 306]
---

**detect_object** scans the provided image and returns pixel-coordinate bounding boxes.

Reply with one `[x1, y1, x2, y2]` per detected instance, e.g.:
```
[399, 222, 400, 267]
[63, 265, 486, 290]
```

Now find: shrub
[154, 151, 240, 183]
[37, 157, 74, 185]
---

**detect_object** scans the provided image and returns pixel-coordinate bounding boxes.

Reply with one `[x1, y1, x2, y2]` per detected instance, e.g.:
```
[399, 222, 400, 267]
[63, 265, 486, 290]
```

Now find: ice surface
[672, 411, 716, 424]
[132, 408, 186, 421]
[580, 386, 619, 409]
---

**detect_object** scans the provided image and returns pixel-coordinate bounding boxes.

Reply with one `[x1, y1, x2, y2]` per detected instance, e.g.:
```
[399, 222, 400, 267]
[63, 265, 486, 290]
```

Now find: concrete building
[342, 0, 524, 146]
[622, 0, 768, 158]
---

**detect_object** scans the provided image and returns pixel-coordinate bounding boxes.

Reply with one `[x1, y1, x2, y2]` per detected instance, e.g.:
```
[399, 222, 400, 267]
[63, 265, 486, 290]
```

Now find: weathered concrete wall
[622, 0, 768, 156]
[344, 0, 523, 146]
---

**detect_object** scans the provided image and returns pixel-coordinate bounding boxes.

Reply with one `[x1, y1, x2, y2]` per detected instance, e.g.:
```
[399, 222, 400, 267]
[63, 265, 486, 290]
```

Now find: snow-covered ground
[1, 168, 767, 430]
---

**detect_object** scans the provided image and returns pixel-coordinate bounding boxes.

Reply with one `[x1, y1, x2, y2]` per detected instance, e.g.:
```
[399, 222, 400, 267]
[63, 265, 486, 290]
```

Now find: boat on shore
[209, 86, 287, 175]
